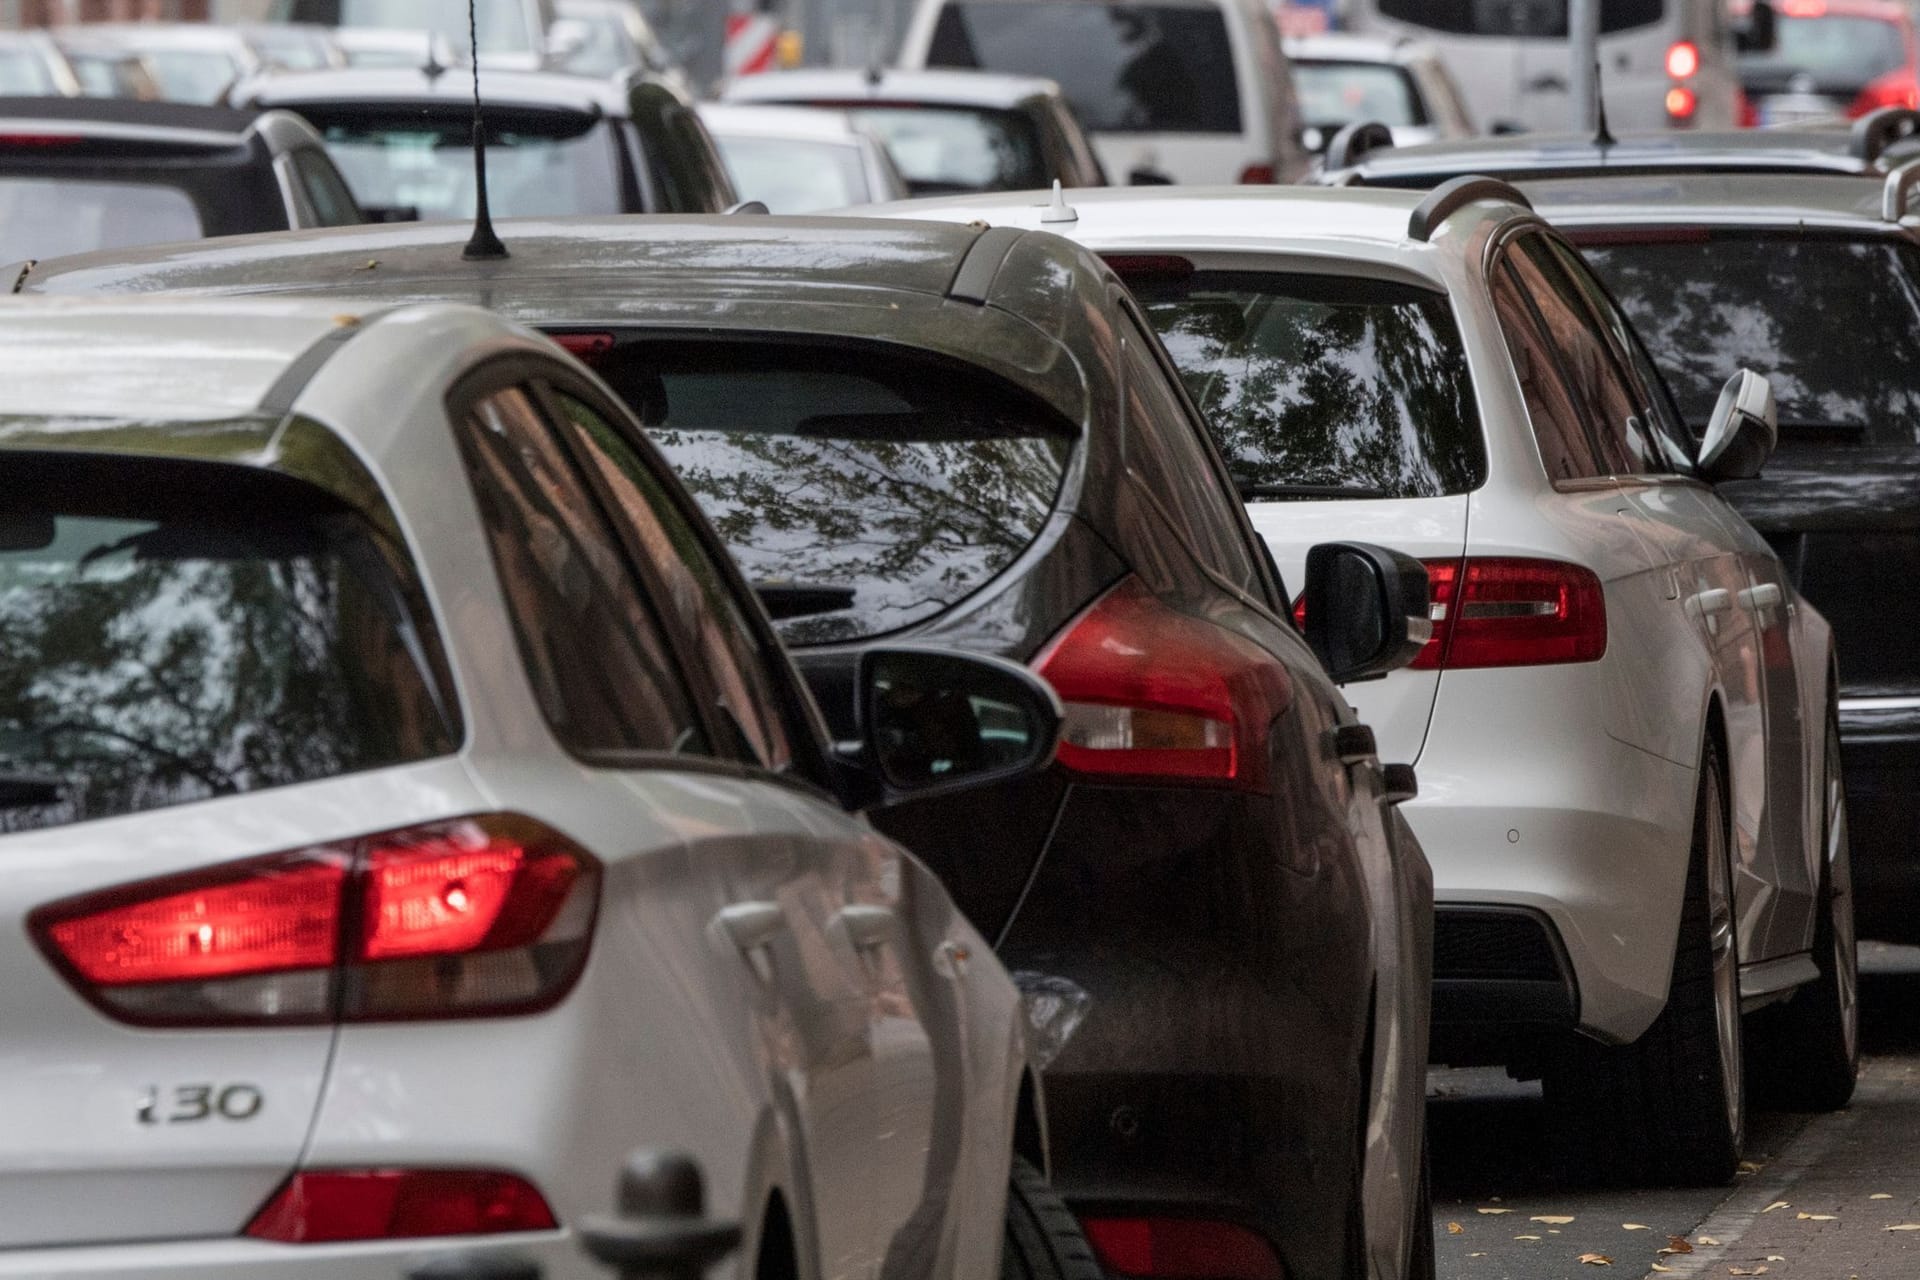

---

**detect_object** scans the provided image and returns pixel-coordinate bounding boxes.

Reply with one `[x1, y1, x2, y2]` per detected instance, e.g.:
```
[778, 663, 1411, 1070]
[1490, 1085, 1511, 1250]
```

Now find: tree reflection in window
[1132, 271, 1486, 498]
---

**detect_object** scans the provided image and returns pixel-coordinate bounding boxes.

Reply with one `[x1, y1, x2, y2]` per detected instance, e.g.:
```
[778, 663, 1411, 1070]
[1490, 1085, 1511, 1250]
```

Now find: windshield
[1740, 15, 1908, 91]
[1129, 270, 1487, 498]
[713, 135, 868, 212]
[309, 108, 621, 221]
[144, 48, 241, 102]
[0, 178, 202, 262]
[1581, 232, 1920, 441]
[1374, 0, 1664, 36]
[927, 2, 1241, 133]
[0, 451, 458, 835]
[845, 105, 1045, 193]
[1293, 60, 1425, 127]
[0, 47, 57, 95]
[624, 343, 1073, 645]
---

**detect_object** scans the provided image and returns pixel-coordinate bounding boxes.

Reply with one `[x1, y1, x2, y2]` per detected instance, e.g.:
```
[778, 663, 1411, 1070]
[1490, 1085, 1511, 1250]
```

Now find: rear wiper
[0, 773, 64, 808]
[753, 580, 857, 621]
[1236, 481, 1390, 501]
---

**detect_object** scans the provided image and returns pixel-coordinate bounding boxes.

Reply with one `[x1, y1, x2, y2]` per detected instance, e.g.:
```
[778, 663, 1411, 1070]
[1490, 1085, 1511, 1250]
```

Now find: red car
[1736, 0, 1920, 123]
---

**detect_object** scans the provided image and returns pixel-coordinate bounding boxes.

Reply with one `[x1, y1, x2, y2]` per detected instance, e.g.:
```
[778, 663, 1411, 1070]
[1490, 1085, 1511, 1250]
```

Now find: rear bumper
[0, 1231, 580, 1278]
[1428, 906, 1579, 1067]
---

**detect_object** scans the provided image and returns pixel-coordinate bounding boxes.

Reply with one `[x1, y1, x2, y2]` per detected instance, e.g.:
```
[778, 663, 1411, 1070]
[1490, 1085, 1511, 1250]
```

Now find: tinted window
[292, 149, 363, 227]
[1293, 60, 1426, 127]
[927, 2, 1242, 133]
[846, 105, 1046, 193]
[0, 178, 202, 261]
[0, 451, 458, 835]
[454, 385, 707, 756]
[1581, 233, 1920, 444]
[1741, 15, 1907, 91]
[1491, 260, 1610, 484]
[1131, 271, 1487, 499]
[552, 391, 795, 772]
[635, 344, 1074, 646]
[311, 108, 621, 222]
[712, 136, 870, 212]
[1375, 0, 1664, 36]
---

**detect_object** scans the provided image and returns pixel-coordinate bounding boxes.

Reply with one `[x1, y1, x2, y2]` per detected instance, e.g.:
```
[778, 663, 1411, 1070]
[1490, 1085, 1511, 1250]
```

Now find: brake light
[1082, 1216, 1284, 1280]
[1035, 577, 1292, 790]
[1666, 86, 1699, 121]
[1102, 253, 1196, 284]
[30, 814, 599, 1027]
[245, 1170, 558, 1243]
[1851, 68, 1920, 117]
[0, 133, 82, 147]
[1665, 40, 1701, 80]
[1780, 0, 1826, 15]
[552, 330, 614, 360]
[1414, 558, 1606, 670]
[1238, 163, 1276, 184]
[1736, 88, 1760, 128]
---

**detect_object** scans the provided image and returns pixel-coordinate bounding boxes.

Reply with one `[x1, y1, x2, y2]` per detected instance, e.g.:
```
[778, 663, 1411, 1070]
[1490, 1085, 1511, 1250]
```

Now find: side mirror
[1128, 165, 1176, 186]
[836, 645, 1062, 806]
[1736, 0, 1777, 54]
[1698, 368, 1778, 481]
[1302, 541, 1431, 684]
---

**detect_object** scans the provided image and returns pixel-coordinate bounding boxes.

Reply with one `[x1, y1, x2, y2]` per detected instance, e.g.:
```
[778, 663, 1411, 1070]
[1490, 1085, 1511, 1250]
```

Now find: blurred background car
[270, 0, 559, 70]
[1286, 31, 1475, 151]
[52, 32, 163, 100]
[899, 0, 1308, 183]
[235, 20, 345, 72]
[0, 97, 360, 262]
[1733, 0, 1920, 123]
[230, 66, 734, 221]
[698, 102, 906, 211]
[0, 30, 79, 96]
[722, 67, 1104, 195]
[73, 23, 263, 103]
[328, 25, 459, 69]
[550, 0, 683, 84]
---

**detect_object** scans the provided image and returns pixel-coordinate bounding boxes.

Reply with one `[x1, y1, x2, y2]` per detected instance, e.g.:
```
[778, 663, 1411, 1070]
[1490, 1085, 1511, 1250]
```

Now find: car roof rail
[1882, 157, 1920, 222]
[1325, 119, 1394, 172]
[1406, 174, 1533, 243]
[1852, 106, 1920, 164]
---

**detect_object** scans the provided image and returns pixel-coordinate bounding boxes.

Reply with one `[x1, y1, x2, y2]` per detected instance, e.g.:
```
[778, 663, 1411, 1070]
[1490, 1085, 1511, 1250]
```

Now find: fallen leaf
[1767, 1257, 1786, 1262]
[1549, 1229, 1563, 1234]
[1884, 1223, 1920, 1231]
[1663, 1237, 1696, 1255]
[1477, 1207, 1514, 1215]
[1797, 1213, 1837, 1221]
[1871, 1193, 1894, 1200]
[1623, 1223, 1652, 1231]
[358, 260, 378, 270]
[1739, 1160, 1764, 1173]
[1763, 1201, 1791, 1214]
[1532, 1215, 1576, 1224]
[1446, 1222, 1464, 1235]
[1651, 1266, 1674, 1274]
[1514, 1234, 1542, 1241]
[1578, 1254, 1612, 1267]
[1700, 1236, 1723, 1245]
[1468, 1253, 1486, 1258]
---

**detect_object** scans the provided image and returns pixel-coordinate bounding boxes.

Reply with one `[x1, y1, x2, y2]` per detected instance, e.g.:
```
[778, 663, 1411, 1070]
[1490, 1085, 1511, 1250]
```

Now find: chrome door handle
[831, 904, 897, 952]
[715, 901, 786, 954]
[1740, 583, 1784, 611]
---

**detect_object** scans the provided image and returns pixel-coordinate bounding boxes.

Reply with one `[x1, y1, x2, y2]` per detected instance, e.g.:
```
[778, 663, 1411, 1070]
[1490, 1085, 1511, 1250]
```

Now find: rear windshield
[844, 105, 1044, 194]
[616, 343, 1073, 645]
[1580, 232, 1920, 444]
[1374, 0, 1664, 37]
[307, 108, 621, 222]
[1293, 60, 1426, 127]
[0, 47, 58, 95]
[1128, 270, 1487, 498]
[0, 178, 203, 261]
[926, 2, 1242, 134]
[1740, 16, 1908, 92]
[712, 135, 868, 212]
[0, 451, 460, 835]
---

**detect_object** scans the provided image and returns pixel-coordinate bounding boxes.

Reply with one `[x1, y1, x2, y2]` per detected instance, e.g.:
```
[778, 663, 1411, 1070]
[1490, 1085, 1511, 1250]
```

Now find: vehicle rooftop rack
[1882, 157, 1920, 222]
[1855, 107, 1920, 165]
[1325, 120, 1394, 172]
[1407, 175, 1533, 243]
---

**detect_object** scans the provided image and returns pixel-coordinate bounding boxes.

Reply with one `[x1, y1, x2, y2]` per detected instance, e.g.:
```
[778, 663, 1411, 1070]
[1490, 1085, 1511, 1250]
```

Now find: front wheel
[1000, 1157, 1103, 1280]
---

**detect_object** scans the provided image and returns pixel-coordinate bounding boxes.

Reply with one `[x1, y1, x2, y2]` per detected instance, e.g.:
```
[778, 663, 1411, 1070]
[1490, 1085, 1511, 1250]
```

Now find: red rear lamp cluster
[1665, 40, 1701, 80]
[1237, 163, 1276, 185]
[1035, 577, 1292, 791]
[245, 1169, 558, 1243]
[1852, 68, 1920, 117]
[1082, 1216, 1285, 1280]
[1666, 85, 1699, 121]
[30, 814, 600, 1027]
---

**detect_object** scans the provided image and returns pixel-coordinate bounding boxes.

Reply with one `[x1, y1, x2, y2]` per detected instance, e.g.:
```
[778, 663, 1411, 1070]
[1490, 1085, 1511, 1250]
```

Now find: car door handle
[1691, 588, 1733, 616]
[831, 904, 897, 952]
[714, 901, 786, 954]
[1740, 583, 1784, 611]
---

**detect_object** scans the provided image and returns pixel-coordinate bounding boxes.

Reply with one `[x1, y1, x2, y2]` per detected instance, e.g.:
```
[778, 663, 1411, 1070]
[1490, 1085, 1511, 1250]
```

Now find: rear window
[0, 178, 202, 261]
[0, 47, 58, 95]
[844, 105, 1045, 194]
[1293, 60, 1427, 127]
[1580, 232, 1920, 444]
[713, 136, 869, 212]
[0, 450, 460, 835]
[1740, 15, 1908, 92]
[927, 2, 1242, 134]
[621, 343, 1074, 645]
[1129, 270, 1486, 498]
[307, 107, 621, 222]
[1374, 0, 1664, 37]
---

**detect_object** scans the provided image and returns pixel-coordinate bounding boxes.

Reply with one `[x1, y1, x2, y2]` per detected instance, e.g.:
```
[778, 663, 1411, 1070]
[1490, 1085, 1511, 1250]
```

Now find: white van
[897, 0, 1311, 184]
[1346, 0, 1744, 133]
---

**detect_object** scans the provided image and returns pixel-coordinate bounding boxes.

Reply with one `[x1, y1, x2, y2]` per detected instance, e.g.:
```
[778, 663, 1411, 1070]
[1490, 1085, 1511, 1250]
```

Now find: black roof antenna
[461, 0, 507, 260]
[1592, 60, 1616, 148]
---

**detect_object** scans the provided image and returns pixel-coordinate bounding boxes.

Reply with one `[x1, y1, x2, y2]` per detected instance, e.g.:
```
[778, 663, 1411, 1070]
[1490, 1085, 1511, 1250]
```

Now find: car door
[534, 377, 961, 1277]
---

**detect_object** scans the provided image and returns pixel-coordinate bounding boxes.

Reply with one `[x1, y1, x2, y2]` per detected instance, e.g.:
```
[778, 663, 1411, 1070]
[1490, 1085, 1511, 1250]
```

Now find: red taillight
[1413, 557, 1606, 670]
[30, 814, 599, 1027]
[1237, 163, 1276, 184]
[552, 330, 614, 360]
[0, 133, 83, 147]
[1736, 88, 1760, 128]
[1082, 1216, 1285, 1280]
[1851, 68, 1920, 117]
[1666, 86, 1699, 121]
[1102, 253, 1197, 284]
[1035, 577, 1292, 790]
[1665, 40, 1701, 80]
[245, 1170, 558, 1243]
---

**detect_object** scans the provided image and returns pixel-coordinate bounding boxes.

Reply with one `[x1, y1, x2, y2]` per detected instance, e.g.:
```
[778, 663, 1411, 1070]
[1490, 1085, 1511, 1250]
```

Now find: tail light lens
[1851, 69, 1920, 117]
[1414, 558, 1606, 670]
[1035, 577, 1292, 791]
[1082, 1216, 1285, 1280]
[245, 1169, 558, 1243]
[1237, 163, 1276, 184]
[1736, 88, 1760, 129]
[1665, 40, 1701, 80]
[30, 814, 599, 1027]
[551, 330, 615, 360]
[1666, 85, 1699, 121]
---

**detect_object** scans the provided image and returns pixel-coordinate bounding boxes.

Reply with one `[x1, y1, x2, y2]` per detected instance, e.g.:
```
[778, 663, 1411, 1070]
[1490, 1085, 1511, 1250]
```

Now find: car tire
[1543, 736, 1744, 1186]
[1000, 1156, 1103, 1280]
[1749, 705, 1859, 1111]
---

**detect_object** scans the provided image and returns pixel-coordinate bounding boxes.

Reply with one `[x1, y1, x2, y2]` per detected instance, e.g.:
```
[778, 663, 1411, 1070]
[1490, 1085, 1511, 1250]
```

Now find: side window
[1118, 312, 1263, 594]
[454, 384, 709, 757]
[1490, 259, 1610, 486]
[292, 148, 362, 227]
[551, 389, 797, 772]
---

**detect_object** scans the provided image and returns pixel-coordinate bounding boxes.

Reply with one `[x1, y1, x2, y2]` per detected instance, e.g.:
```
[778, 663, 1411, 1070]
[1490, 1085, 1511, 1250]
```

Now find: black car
[0, 96, 361, 263]
[9, 214, 1437, 1280]
[229, 66, 736, 222]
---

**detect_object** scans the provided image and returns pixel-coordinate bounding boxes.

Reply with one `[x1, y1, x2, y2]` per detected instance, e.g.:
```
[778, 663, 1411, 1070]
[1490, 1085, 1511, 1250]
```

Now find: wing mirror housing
[1698, 368, 1778, 482]
[1302, 542, 1431, 684]
[831, 645, 1062, 808]
[1127, 165, 1176, 186]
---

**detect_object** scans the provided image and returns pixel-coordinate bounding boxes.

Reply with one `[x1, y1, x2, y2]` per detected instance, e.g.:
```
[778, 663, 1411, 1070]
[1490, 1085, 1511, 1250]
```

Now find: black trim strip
[256, 314, 377, 417]
[948, 226, 1026, 305]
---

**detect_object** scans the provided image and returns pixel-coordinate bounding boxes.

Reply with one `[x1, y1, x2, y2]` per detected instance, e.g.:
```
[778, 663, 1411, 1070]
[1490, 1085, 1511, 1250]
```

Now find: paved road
[1432, 944, 1920, 1279]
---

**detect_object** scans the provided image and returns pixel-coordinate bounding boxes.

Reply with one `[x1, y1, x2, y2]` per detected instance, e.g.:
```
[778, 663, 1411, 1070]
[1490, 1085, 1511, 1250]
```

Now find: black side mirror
[835, 645, 1062, 806]
[1128, 165, 1176, 186]
[1736, 0, 1777, 54]
[1302, 541, 1430, 684]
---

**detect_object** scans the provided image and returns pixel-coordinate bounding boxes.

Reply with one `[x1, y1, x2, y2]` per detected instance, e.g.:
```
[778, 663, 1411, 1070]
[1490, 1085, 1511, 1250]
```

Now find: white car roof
[1284, 32, 1435, 66]
[723, 66, 1062, 110]
[697, 102, 865, 145]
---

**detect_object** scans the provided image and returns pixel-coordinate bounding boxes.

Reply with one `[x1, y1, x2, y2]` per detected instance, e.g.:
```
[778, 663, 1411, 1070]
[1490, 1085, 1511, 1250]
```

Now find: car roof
[1521, 171, 1905, 229]
[1330, 127, 1890, 184]
[697, 102, 863, 144]
[0, 93, 258, 137]
[723, 67, 1062, 110]
[232, 65, 644, 115]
